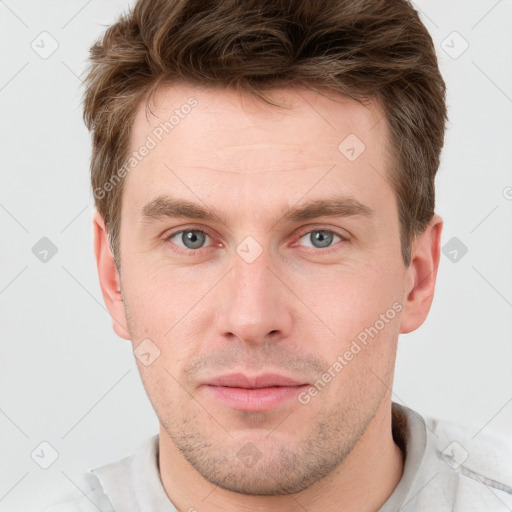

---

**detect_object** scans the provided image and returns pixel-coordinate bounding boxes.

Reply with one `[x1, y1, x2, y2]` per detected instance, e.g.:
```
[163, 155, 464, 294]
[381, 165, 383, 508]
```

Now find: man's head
[85, 0, 445, 499]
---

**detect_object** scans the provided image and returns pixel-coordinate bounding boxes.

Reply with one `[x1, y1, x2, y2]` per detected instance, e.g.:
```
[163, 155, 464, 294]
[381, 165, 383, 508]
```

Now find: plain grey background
[1, 0, 511, 510]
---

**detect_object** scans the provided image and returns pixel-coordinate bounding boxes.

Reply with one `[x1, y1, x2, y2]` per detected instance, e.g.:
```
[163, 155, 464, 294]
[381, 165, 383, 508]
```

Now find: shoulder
[424, 412, 512, 510]
[41, 435, 160, 512]
[40, 471, 114, 512]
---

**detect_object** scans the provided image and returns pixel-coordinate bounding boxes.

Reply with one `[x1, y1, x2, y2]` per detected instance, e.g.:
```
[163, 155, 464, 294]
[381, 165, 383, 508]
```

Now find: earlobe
[92, 211, 131, 340]
[399, 214, 443, 334]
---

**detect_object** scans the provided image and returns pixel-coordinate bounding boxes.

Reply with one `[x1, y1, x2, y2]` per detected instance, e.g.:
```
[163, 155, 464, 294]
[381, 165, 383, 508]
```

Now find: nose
[216, 248, 294, 345]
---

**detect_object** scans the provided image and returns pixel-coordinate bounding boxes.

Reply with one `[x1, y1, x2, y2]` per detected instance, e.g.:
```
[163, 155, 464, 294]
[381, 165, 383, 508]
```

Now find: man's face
[108, 84, 413, 494]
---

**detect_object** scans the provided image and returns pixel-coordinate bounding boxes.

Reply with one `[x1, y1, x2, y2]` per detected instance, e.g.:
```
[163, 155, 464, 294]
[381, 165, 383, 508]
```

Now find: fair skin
[93, 83, 442, 512]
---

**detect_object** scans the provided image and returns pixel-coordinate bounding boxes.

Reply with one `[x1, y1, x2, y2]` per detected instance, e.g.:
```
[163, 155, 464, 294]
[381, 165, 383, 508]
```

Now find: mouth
[202, 373, 309, 412]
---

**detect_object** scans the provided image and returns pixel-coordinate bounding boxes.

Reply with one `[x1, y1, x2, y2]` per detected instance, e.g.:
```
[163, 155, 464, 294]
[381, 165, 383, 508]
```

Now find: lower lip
[205, 385, 308, 411]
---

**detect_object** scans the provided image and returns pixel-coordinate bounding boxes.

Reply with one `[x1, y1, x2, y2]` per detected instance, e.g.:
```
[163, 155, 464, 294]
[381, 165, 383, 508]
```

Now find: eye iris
[311, 230, 333, 248]
[182, 230, 205, 249]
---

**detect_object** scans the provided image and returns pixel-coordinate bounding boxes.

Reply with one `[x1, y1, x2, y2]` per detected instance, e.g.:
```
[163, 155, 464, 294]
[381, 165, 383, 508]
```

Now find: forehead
[124, 82, 396, 228]
[133, 82, 386, 159]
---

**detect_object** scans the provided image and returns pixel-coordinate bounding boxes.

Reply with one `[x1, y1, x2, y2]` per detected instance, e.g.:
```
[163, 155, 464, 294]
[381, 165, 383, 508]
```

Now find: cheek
[307, 273, 401, 396]
[294, 266, 403, 384]
[121, 262, 214, 372]
[297, 261, 401, 333]
[122, 258, 202, 322]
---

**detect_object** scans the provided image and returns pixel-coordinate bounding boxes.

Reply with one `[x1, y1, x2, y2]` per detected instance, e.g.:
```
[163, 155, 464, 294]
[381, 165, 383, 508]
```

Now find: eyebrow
[140, 194, 374, 227]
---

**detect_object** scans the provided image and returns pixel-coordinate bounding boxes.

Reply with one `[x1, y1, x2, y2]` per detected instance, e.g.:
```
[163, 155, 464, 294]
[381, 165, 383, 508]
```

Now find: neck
[159, 399, 404, 512]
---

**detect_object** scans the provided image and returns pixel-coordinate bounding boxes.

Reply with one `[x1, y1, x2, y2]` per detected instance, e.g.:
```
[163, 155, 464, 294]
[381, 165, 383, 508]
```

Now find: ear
[399, 214, 443, 334]
[92, 211, 131, 340]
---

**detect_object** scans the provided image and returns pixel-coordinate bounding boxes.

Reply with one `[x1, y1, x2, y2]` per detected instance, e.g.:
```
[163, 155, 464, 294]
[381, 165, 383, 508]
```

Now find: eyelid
[164, 226, 212, 241]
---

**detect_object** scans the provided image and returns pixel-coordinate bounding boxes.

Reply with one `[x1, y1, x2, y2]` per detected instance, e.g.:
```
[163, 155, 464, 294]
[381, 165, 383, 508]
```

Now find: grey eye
[299, 230, 341, 249]
[170, 230, 210, 249]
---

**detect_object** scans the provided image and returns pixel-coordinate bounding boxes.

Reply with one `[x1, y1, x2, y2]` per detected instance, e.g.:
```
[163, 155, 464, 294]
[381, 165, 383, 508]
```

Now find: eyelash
[163, 226, 348, 256]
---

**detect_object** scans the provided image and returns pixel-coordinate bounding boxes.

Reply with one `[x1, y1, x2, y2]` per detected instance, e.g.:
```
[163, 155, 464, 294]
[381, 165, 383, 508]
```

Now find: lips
[204, 373, 306, 389]
[202, 373, 309, 411]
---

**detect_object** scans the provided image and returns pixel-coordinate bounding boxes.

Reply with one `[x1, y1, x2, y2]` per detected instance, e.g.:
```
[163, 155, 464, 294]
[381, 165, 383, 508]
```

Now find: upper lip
[204, 373, 307, 389]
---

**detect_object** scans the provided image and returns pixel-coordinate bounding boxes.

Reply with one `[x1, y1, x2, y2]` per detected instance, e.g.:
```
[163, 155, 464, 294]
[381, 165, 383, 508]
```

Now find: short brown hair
[83, 0, 447, 269]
